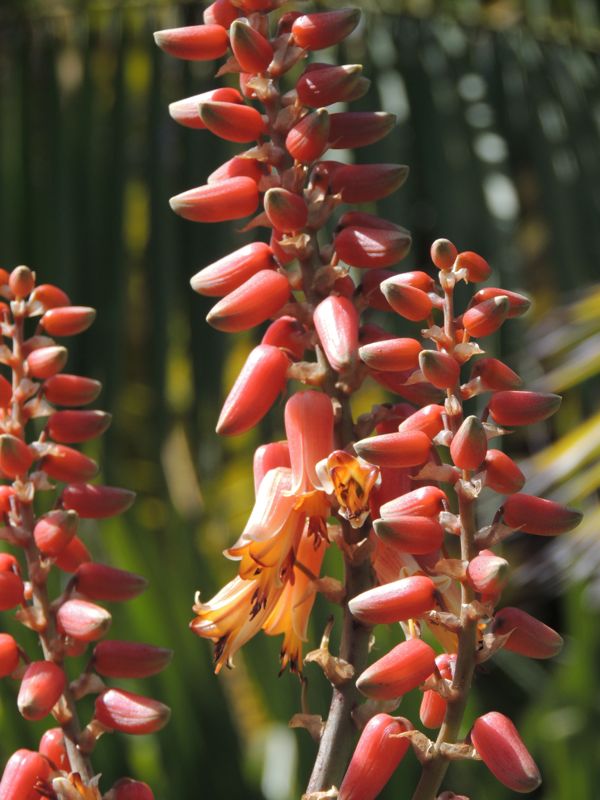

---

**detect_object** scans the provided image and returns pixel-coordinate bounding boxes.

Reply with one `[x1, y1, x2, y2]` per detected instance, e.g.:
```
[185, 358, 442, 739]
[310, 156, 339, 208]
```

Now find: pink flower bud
[332, 164, 408, 203]
[471, 711, 541, 793]
[26, 346, 68, 379]
[482, 450, 525, 494]
[501, 493, 582, 535]
[430, 239, 457, 270]
[488, 390, 561, 426]
[291, 8, 361, 50]
[39, 728, 68, 771]
[296, 64, 367, 107]
[33, 510, 78, 556]
[153, 24, 229, 61]
[216, 344, 289, 436]
[18, 661, 65, 721]
[207, 154, 265, 184]
[349, 576, 437, 625]
[329, 112, 396, 149]
[470, 358, 522, 391]
[0, 749, 51, 800]
[9, 266, 35, 299]
[43, 374, 101, 406]
[470, 287, 531, 317]
[94, 689, 171, 735]
[379, 486, 447, 518]
[57, 598, 112, 642]
[0, 434, 34, 478]
[313, 295, 359, 372]
[253, 442, 291, 492]
[491, 607, 563, 659]
[92, 641, 173, 678]
[420, 688, 447, 729]
[354, 430, 431, 469]
[380, 278, 433, 322]
[335, 226, 411, 269]
[47, 409, 111, 443]
[41, 306, 95, 337]
[338, 714, 412, 800]
[462, 296, 510, 338]
[190, 243, 275, 298]
[419, 351, 460, 390]
[198, 101, 266, 143]
[467, 551, 509, 595]
[261, 316, 305, 360]
[374, 515, 444, 555]
[357, 638, 436, 700]
[111, 778, 155, 800]
[285, 109, 330, 163]
[398, 404, 445, 438]
[230, 19, 273, 73]
[40, 445, 99, 483]
[264, 188, 308, 232]
[170, 177, 259, 223]
[450, 415, 487, 470]
[454, 251, 492, 282]
[53, 536, 91, 572]
[359, 337, 422, 371]
[0, 633, 20, 677]
[169, 88, 242, 129]
[62, 484, 135, 519]
[75, 562, 148, 602]
[203, 0, 239, 27]
[206, 270, 290, 333]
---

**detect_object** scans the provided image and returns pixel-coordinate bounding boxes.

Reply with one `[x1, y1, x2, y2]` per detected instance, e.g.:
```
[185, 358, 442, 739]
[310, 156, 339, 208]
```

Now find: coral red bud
[57, 598, 112, 642]
[208, 155, 264, 185]
[329, 112, 396, 149]
[75, 562, 148, 602]
[398, 404, 445, 438]
[261, 317, 305, 360]
[335, 226, 411, 269]
[0, 434, 34, 478]
[40, 445, 99, 483]
[470, 358, 522, 391]
[470, 287, 531, 317]
[203, 0, 240, 27]
[9, 266, 35, 299]
[467, 551, 509, 595]
[354, 431, 431, 469]
[292, 8, 361, 50]
[338, 714, 412, 800]
[230, 19, 273, 73]
[482, 450, 525, 494]
[93, 641, 173, 679]
[168, 88, 242, 129]
[264, 188, 308, 232]
[34, 510, 78, 557]
[419, 350, 460, 389]
[357, 638, 436, 700]
[430, 239, 457, 270]
[53, 536, 91, 572]
[313, 295, 359, 373]
[170, 177, 259, 223]
[358, 270, 394, 311]
[199, 101, 266, 143]
[463, 296, 510, 338]
[0, 634, 20, 677]
[359, 337, 422, 372]
[455, 250, 492, 282]
[253, 443, 290, 493]
[420, 687, 447, 729]
[374, 515, 444, 555]
[379, 486, 447, 518]
[190, 242, 275, 298]
[216, 344, 289, 436]
[94, 689, 171, 735]
[18, 661, 65, 720]
[0, 375, 12, 409]
[450, 415, 487, 470]
[488, 391, 561, 426]
[492, 607, 563, 659]
[43, 374, 102, 406]
[153, 24, 228, 61]
[41, 306, 95, 337]
[286, 109, 330, 163]
[48, 409, 111, 443]
[111, 778, 155, 800]
[296, 64, 367, 107]
[349, 576, 437, 625]
[380, 278, 433, 321]
[471, 712, 541, 793]
[0, 749, 51, 800]
[39, 728, 68, 771]
[26, 346, 67, 379]
[332, 164, 409, 204]
[501, 494, 582, 535]
[0, 570, 24, 610]
[28, 284, 70, 312]
[62, 484, 135, 519]
[206, 270, 290, 333]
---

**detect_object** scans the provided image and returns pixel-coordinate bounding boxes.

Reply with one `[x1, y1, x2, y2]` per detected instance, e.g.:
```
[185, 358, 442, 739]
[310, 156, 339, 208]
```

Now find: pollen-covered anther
[315, 450, 380, 529]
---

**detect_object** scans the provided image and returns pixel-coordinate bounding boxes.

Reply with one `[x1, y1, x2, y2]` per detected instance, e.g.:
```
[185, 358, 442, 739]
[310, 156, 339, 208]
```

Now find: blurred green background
[1, 0, 600, 797]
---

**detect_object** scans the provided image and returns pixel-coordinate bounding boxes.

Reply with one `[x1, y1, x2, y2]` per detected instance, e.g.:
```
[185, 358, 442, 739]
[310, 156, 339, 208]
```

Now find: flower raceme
[0, 266, 169, 798]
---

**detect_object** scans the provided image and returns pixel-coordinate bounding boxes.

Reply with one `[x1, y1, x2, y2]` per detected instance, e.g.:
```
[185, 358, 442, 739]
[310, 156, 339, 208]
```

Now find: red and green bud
[374, 515, 444, 555]
[190, 242, 275, 298]
[40, 445, 99, 483]
[450, 415, 487, 470]
[470, 357, 522, 391]
[471, 711, 541, 793]
[313, 295, 359, 373]
[41, 306, 96, 337]
[501, 493, 582, 535]
[488, 390, 561, 426]
[153, 24, 229, 61]
[359, 337, 422, 372]
[467, 550, 509, 595]
[47, 409, 111, 443]
[349, 575, 437, 625]
[332, 163, 409, 204]
[0, 634, 20, 677]
[43, 374, 101, 406]
[0, 434, 34, 478]
[0, 749, 51, 800]
[170, 177, 259, 223]
[230, 19, 273, 73]
[482, 449, 525, 494]
[328, 112, 396, 149]
[57, 598, 112, 642]
[379, 486, 446, 518]
[354, 430, 431, 469]
[62, 484, 135, 519]
[93, 640, 172, 679]
[198, 101, 266, 143]
[168, 87, 242, 129]
[285, 109, 330, 163]
[469, 287, 531, 317]
[75, 563, 148, 602]
[18, 661, 66, 721]
[264, 188, 308, 232]
[381, 278, 433, 322]
[291, 8, 361, 51]
[33, 510, 78, 557]
[491, 607, 563, 659]
[398, 404, 445, 438]
[94, 689, 171, 735]
[455, 250, 492, 282]
[335, 226, 411, 269]
[356, 638, 436, 700]
[206, 270, 290, 333]
[296, 64, 368, 107]
[419, 350, 460, 390]
[462, 296, 510, 338]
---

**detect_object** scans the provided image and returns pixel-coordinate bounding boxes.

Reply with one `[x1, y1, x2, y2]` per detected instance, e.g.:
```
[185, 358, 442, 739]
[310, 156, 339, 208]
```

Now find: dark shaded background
[1, 1, 600, 797]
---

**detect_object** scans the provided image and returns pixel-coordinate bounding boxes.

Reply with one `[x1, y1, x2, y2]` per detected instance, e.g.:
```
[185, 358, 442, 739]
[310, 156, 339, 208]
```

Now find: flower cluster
[156, 2, 581, 798]
[0, 267, 170, 800]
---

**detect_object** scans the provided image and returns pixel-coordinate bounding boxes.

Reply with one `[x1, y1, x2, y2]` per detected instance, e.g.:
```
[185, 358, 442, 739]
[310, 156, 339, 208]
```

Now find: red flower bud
[430, 239, 457, 270]
[198, 101, 266, 143]
[398, 404, 445, 438]
[358, 270, 394, 311]
[57, 598, 112, 642]
[168, 88, 242, 129]
[28, 283, 70, 312]
[357, 638, 436, 700]
[261, 317, 305, 360]
[462, 296, 510, 338]
[471, 711, 541, 793]
[482, 449, 525, 494]
[313, 295, 359, 373]
[47, 409, 111, 443]
[230, 19, 273, 73]
[39, 728, 69, 771]
[338, 714, 412, 800]
[379, 486, 447, 518]
[18, 661, 65, 721]
[170, 177, 259, 223]
[43, 374, 102, 406]
[0, 375, 12, 409]
[354, 430, 431, 469]
[0, 434, 34, 478]
[0, 568, 24, 611]
[455, 251, 492, 282]
[467, 551, 509, 595]
[332, 163, 409, 203]
[420, 688, 447, 729]
[335, 226, 411, 269]
[74, 562, 148, 602]
[285, 109, 330, 163]
[296, 64, 367, 107]
[374, 515, 444, 555]
[470, 358, 522, 391]
[0, 749, 51, 800]
[349, 576, 437, 625]
[501, 493, 582, 535]
[33, 510, 78, 557]
[111, 778, 155, 800]
[207, 154, 265, 184]
[337, 211, 401, 232]
[94, 689, 171, 735]
[380, 278, 433, 321]
[41, 306, 95, 337]
[153, 24, 229, 61]
[203, 0, 240, 27]
[450, 415, 487, 470]
[359, 337, 422, 371]
[492, 607, 563, 659]
[291, 8, 361, 50]
[206, 270, 290, 333]
[470, 287, 531, 317]
[53, 536, 91, 573]
[419, 350, 460, 389]
[0, 633, 20, 677]
[488, 390, 561, 426]
[328, 111, 396, 149]
[26, 346, 68, 379]
[264, 188, 308, 232]
[93, 641, 173, 679]
[190, 243, 275, 298]
[216, 344, 289, 436]
[9, 266, 35, 299]
[62, 484, 135, 519]
[40, 445, 99, 483]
